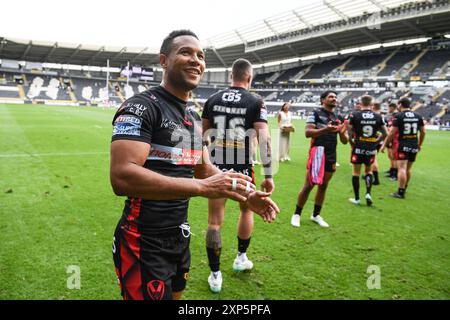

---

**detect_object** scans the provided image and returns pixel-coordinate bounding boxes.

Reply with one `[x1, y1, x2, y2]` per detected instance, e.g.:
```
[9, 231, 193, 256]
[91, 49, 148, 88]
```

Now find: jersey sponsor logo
[161, 119, 183, 130]
[306, 115, 315, 123]
[119, 102, 147, 116]
[354, 148, 376, 155]
[221, 91, 242, 102]
[362, 112, 375, 119]
[401, 145, 419, 153]
[112, 115, 141, 136]
[260, 106, 268, 121]
[358, 136, 377, 142]
[147, 280, 165, 300]
[147, 143, 202, 165]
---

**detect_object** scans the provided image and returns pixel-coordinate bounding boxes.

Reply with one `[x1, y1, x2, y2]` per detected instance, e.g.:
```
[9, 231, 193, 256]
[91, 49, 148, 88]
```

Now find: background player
[202, 58, 274, 293]
[291, 90, 348, 228]
[381, 97, 426, 199]
[347, 95, 387, 206]
[384, 102, 399, 180]
[370, 101, 384, 185]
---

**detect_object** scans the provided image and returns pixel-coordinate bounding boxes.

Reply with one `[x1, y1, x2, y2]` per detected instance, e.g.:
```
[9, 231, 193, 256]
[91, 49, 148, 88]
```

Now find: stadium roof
[1, 0, 449, 69]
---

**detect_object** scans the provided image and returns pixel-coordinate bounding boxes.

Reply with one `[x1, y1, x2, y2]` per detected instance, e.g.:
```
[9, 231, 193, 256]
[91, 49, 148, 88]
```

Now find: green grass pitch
[0, 103, 449, 300]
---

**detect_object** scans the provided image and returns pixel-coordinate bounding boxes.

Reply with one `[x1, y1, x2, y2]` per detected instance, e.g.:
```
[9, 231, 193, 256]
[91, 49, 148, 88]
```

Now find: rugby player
[347, 96, 387, 206]
[291, 91, 348, 228]
[109, 30, 279, 300]
[381, 97, 425, 199]
[384, 102, 399, 180]
[202, 58, 274, 293]
[370, 101, 385, 185]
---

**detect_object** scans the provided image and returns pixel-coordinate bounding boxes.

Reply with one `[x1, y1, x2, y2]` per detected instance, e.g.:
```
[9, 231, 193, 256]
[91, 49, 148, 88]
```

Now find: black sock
[389, 168, 394, 176]
[352, 176, 360, 200]
[373, 171, 379, 184]
[365, 174, 373, 194]
[313, 204, 322, 217]
[238, 237, 251, 254]
[393, 168, 398, 178]
[206, 247, 221, 272]
[398, 188, 405, 196]
[294, 205, 303, 216]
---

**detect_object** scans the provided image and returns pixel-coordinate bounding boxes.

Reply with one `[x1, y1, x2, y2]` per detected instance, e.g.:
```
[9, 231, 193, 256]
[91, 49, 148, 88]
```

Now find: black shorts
[215, 164, 256, 184]
[395, 150, 417, 162]
[351, 152, 375, 166]
[112, 220, 190, 300]
[395, 144, 418, 162]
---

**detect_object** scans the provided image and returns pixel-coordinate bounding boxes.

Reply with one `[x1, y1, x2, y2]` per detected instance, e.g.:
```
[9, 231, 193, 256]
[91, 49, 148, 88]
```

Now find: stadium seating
[411, 48, 450, 77]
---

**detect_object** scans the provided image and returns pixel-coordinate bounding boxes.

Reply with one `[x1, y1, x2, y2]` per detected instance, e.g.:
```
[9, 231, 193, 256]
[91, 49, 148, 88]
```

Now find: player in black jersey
[370, 101, 384, 185]
[384, 102, 399, 180]
[109, 30, 279, 300]
[201, 58, 274, 293]
[291, 91, 348, 228]
[347, 95, 387, 206]
[381, 97, 425, 199]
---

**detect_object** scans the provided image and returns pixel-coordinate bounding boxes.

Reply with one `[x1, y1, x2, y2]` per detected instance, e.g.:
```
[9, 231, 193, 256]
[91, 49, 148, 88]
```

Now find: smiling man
[291, 90, 348, 228]
[109, 30, 279, 300]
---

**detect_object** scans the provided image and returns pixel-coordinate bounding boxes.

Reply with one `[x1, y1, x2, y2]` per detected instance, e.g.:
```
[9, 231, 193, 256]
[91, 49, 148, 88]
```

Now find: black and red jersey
[348, 109, 384, 154]
[306, 107, 341, 162]
[385, 112, 398, 128]
[392, 110, 424, 150]
[201, 87, 267, 165]
[111, 86, 202, 229]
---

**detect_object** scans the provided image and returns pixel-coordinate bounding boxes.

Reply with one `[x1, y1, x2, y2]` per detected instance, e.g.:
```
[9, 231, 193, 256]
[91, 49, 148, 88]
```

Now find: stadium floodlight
[445, 34, 450, 39]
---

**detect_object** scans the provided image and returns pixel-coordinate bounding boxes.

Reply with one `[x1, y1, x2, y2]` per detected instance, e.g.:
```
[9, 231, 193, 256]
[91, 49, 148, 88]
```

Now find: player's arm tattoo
[260, 134, 272, 178]
[254, 123, 272, 178]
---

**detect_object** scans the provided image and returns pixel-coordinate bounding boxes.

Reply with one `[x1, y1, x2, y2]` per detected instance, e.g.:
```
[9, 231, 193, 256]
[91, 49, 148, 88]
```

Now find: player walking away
[291, 91, 348, 228]
[381, 97, 425, 199]
[384, 102, 399, 180]
[109, 31, 279, 300]
[347, 96, 387, 206]
[370, 101, 385, 185]
[202, 58, 274, 293]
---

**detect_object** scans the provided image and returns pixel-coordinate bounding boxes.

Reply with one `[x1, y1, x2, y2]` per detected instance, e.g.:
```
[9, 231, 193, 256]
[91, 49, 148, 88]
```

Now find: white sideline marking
[0, 151, 108, 158]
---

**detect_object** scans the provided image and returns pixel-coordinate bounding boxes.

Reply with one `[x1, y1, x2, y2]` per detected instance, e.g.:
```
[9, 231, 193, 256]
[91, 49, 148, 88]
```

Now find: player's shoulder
[306, 108, 320, 122]
[113, 89, 161, 123]
[247, 90, 263, 101]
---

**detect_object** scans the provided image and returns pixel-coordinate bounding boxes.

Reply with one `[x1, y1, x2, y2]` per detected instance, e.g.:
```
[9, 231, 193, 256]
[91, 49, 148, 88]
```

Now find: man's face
[323, 93, 337, 109]
[162, 35, 205, 91]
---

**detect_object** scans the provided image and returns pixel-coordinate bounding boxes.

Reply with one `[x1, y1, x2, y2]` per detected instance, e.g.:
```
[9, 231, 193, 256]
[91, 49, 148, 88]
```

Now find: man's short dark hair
[388, 102, 397, 109]
[160, 30, 199, 55]
[320, 90, 337, 104]
[360, 95, 373, 107]
[232, 58, 252, 82]
[398, 97, 411, 109]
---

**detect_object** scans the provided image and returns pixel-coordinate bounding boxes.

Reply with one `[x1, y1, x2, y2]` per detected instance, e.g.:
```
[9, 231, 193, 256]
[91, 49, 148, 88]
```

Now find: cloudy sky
[1, 0, 316, 49]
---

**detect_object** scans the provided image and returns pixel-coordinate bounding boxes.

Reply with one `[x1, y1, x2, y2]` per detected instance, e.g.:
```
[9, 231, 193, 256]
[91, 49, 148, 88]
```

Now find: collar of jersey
[156, 85, 188, 106]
